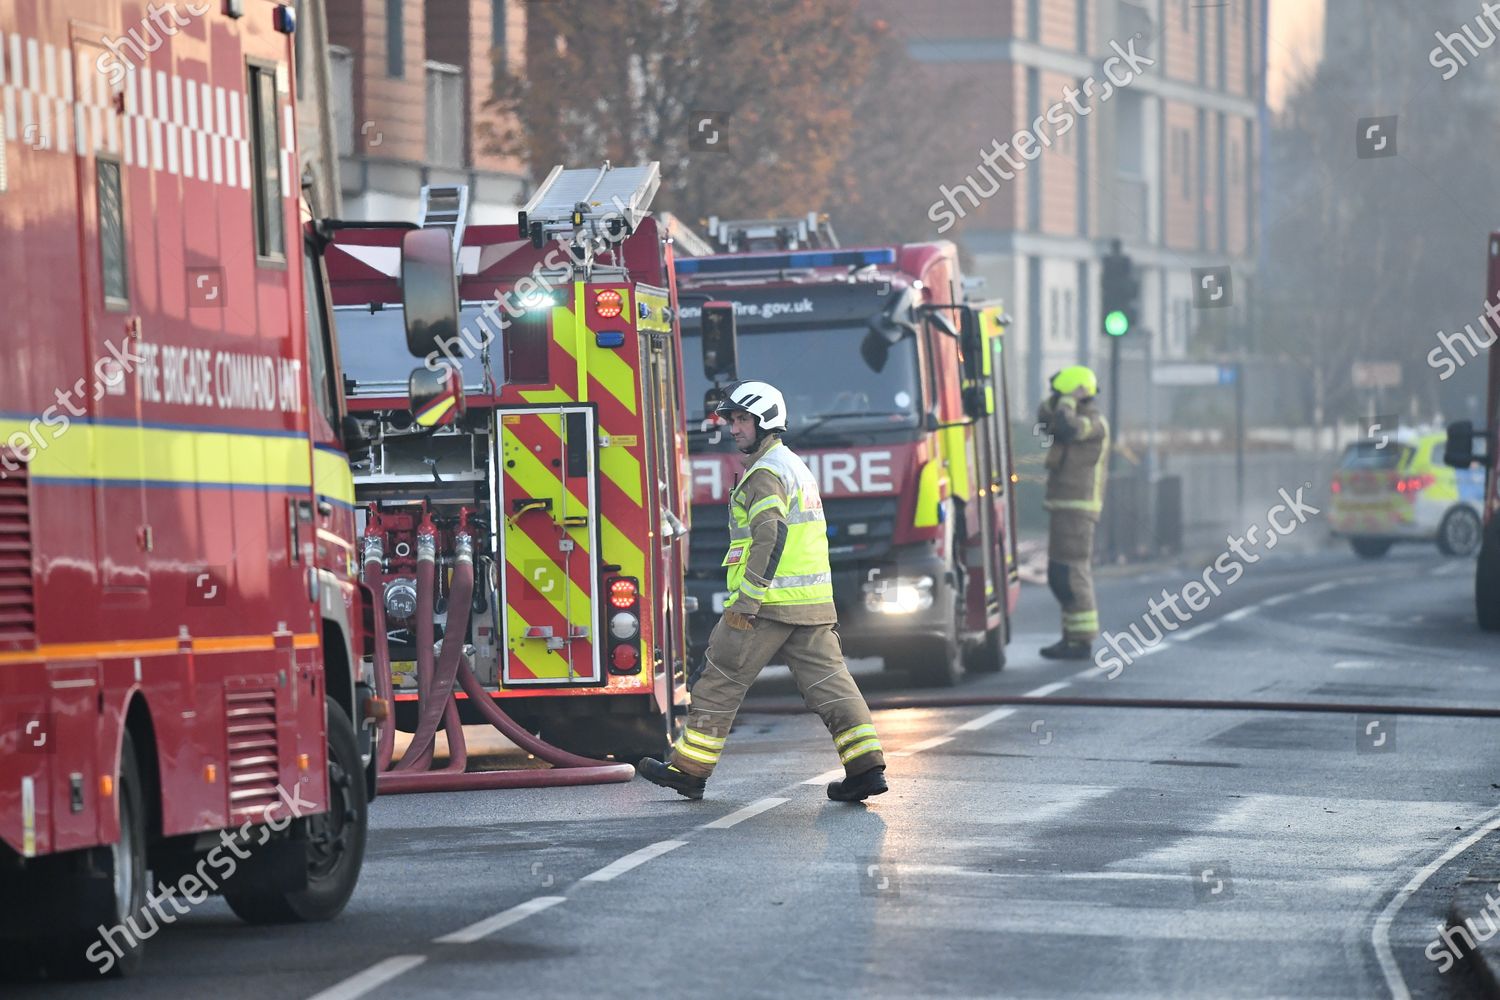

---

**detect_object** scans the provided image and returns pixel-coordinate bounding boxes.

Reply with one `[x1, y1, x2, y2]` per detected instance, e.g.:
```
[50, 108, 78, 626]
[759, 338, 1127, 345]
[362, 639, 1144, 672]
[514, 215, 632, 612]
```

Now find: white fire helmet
[715, 380, 788, 432]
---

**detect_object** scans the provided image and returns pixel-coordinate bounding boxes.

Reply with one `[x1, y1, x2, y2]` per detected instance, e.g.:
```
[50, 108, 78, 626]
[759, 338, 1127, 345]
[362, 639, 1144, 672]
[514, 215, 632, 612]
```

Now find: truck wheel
[1350, 538, 1392, 559]
[1438, 507, 1483, 557]
[963, 605, 1009, 675]
[890, 587, 964, 687]
[1476, 519, 1500, 632]
[225, 698, 367, 924]
[544, 708, 682, 763]
[45, 731, 148, 978]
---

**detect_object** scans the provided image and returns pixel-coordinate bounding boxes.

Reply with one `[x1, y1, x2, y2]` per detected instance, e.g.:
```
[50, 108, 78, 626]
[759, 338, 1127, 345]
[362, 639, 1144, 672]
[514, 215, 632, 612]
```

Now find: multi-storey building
[870, 0, 1266, 411]
[322, 0, 528, 222]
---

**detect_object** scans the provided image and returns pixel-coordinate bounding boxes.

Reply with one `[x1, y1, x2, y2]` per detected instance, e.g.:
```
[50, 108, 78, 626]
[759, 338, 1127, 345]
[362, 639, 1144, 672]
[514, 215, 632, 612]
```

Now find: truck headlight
[863, 575, 935, 614]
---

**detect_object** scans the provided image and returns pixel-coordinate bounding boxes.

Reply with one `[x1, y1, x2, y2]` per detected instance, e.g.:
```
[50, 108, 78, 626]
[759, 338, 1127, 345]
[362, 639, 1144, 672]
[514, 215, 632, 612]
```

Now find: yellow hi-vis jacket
[1037, 395, 1110, 520]
[722, 436, 835, 622]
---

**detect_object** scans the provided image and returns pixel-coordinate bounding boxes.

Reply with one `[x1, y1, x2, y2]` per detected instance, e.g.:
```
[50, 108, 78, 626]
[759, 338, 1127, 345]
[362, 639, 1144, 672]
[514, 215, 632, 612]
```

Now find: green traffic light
[1104, 310, 1129, 337]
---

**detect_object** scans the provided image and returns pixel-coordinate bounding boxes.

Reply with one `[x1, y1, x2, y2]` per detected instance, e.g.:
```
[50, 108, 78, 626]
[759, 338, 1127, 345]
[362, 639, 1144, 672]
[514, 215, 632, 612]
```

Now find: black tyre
[1438, 506, 1483, 558]
[1477, 518, 1500, 632]
[889, 584, 964, 687]
[225, 698, 367, 924]
[1350, 537, 1392, 559]
[544, 708, 682, 763]
[45, 731, 148, 978]
[963, 604, 1009, 675]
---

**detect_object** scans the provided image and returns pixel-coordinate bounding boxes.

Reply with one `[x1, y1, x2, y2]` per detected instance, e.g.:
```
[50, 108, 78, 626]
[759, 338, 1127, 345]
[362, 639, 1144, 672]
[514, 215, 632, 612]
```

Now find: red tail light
[608, 577, 638, 609]
[1330, 479, 1342, 494]
[1395, 473, 1435, 494]
[595, 289, 624, 319]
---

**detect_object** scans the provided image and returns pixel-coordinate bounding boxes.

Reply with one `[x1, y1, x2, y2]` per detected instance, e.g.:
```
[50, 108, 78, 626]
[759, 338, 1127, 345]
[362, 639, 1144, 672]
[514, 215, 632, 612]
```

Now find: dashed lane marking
[433, 896, 567, 945]
[306, 955, 428, 1000]
[958, 707, 1016, 731]
[1173, 621, 1220, 641]
[889, 735, 955, 757]
[701, 797, 789, 830]
[1026, 681, 1071, 697]
[803, 766, 845, 785]
[580, 839, 687, 882]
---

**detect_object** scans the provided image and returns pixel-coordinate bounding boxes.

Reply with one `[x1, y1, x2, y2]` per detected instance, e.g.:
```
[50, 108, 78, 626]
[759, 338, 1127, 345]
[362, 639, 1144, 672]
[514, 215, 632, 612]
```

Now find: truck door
[72, 36, 148, 594]
[498, 406, 601, 685]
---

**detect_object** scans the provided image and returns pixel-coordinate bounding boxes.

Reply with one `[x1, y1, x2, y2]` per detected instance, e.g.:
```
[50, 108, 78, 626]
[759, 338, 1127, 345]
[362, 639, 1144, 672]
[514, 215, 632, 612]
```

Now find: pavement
[9, 543, 1500, 998]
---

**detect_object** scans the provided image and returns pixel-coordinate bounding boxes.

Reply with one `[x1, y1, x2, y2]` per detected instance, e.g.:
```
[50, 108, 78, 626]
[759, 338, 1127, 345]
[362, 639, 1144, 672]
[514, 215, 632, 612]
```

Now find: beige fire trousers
[669, 616, 886, 780]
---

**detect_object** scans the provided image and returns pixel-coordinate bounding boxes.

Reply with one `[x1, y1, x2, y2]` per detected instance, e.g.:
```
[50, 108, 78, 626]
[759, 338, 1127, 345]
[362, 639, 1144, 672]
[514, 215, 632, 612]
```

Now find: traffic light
[1101, 239, 1138, 337]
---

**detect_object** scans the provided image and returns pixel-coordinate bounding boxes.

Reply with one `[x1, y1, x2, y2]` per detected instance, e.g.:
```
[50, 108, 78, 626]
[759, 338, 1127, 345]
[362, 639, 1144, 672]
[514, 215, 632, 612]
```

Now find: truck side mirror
[409, 364, 467, 429]
[1446, 419, 1491, 468]
[401, 227, 460, 359]
[703, 385, 727, 419]
[958, 308, 990, 419]
[701, 301, 739, 382]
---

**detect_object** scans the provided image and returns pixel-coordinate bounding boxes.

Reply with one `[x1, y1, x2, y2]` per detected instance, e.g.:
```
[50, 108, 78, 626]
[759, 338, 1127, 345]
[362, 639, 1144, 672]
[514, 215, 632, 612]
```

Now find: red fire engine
[677, 218, 1020, 685]
[0, 0, 374, 977]
[323, 163, 691, 766]
[1445, 231, 1500, 630]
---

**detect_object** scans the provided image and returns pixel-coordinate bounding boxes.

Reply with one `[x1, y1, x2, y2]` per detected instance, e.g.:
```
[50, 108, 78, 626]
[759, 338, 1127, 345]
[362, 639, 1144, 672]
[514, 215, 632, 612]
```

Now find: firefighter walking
[638, 380, 888, 802]
[1036, 366, 1110, 659]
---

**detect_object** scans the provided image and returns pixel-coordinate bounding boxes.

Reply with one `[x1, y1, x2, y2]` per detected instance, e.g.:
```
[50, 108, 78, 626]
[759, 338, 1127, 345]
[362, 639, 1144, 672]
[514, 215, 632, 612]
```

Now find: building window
[1177, 128, 1191, 199]
[1076, 0, 1088, 51]
[247, 63, 285, 260]
[1180, 0, 1190, 30]
[329, 46, 354, 156]
[426, 62, 464, 167]
[1050, 287, 1060, 341]
[97, 158, 127, 305]
[493, 0, 508, 76]
[386, 0, 404, 78]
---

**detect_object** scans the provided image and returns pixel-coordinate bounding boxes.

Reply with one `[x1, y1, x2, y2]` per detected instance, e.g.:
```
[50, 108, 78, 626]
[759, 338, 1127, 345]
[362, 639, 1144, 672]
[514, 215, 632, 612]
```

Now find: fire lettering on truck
[691, 451, 895, 502]
[138, 342, 303, 414]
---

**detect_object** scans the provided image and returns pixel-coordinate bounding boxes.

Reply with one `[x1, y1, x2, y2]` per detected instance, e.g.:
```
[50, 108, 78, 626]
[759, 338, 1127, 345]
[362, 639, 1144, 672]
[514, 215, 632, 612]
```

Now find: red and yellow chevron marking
[496, 282, 662, 688]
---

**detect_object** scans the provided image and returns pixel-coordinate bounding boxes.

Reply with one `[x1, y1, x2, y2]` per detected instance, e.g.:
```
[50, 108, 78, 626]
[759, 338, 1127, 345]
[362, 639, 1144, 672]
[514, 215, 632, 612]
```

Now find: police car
[1329, 430, 1484, 558]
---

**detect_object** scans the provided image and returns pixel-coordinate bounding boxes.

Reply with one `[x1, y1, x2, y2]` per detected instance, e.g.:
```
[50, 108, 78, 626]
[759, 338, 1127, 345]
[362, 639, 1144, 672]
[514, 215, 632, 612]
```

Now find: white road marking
[1333, 659, 1382, 670]
[1220, 605, 1257, 623]
[1371, 803, 1500, 1000]
[581, 840, 687, 882]
[803, 766, 845, 785]
[701, 797, 788, 830]
[305, 955, 427, 1000]
[1069, 664, 1108, 680]
[889, 735, 954, 757]
[958, 707, 1016, 731]
[1025, 681, 1071, 698]
[1261, 592, 1297, 607]
[1173, 621, 1220, 641]
[433, 896, 566, 945]
[1303, 580, 1339, 595]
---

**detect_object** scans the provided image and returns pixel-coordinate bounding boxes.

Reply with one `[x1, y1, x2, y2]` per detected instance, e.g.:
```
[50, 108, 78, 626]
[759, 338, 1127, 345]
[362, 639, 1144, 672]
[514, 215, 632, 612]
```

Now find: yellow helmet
[1050, 365, 1098, 397]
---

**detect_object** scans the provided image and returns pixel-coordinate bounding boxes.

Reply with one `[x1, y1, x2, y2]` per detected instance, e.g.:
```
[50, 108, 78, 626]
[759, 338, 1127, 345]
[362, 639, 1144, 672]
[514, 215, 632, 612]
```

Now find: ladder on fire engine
[516, 161, 661, 275]
[419, 184, 470, 270]
[704, 212, 840, 253]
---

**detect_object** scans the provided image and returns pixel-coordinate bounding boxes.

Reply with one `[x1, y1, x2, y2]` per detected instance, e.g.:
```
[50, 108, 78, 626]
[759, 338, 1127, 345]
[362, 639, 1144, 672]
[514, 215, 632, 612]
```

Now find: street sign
[1152, 363, 1237, 387]
[1351, 361, 1401, 389]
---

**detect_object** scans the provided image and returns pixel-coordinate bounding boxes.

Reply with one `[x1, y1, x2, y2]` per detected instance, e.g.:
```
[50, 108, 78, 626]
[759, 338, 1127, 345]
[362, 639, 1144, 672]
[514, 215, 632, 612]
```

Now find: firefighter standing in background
[1036, 366, 1110, 659]
[637, 380, 889, 802]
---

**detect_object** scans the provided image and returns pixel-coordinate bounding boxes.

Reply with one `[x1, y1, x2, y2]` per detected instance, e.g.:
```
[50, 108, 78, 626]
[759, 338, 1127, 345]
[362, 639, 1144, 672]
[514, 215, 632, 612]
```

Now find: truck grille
[225, 688, 281, 822]
[0, 453, 36, 645]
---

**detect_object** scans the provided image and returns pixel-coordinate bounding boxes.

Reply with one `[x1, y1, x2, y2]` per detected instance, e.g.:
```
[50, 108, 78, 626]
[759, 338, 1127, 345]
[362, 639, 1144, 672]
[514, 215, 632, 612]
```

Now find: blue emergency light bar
[674, 248, 896, 276]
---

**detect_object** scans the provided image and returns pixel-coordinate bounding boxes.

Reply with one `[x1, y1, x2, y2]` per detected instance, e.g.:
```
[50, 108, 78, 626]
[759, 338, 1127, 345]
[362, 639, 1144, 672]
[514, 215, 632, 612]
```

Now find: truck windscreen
[683, 326, 921, 435]
[334, 304, 498, 394]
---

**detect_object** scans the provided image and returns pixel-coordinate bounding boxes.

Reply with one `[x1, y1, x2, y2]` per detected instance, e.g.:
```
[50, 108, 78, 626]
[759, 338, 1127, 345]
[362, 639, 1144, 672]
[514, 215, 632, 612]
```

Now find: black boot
[827, 765, 888, 802]
[636, 757, 706, 800]
[1039, 638, 1093, 660]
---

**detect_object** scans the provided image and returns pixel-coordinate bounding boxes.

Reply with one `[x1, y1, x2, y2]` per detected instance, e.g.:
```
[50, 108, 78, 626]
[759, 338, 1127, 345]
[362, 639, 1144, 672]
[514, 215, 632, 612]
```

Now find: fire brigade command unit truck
[678, 217, 1021, 686]
[324, 163, 691, 762]
[2, 0, 375, 978]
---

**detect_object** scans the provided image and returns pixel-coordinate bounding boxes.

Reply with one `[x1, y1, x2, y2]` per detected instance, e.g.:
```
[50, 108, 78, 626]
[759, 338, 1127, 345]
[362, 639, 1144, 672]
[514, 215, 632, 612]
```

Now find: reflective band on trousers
[724, 443, 835, 607]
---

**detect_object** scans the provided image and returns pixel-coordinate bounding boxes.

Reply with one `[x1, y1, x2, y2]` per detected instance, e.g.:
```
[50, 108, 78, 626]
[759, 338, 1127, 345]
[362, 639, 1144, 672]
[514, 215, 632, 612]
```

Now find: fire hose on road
[363, 511, 635, 794]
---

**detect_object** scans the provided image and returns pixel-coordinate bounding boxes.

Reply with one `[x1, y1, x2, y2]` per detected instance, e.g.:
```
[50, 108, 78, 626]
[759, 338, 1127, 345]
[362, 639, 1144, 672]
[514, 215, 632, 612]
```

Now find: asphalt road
[13, 542, 1500, 999]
